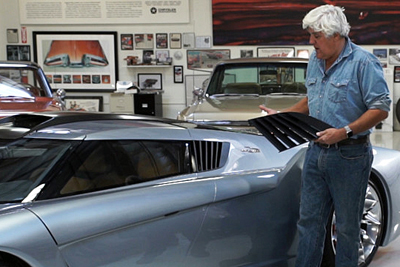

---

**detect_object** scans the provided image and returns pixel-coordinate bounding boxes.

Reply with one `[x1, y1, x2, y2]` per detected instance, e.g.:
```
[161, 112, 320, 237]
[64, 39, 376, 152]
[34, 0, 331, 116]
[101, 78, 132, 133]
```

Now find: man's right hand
[259, 105, 279, 115]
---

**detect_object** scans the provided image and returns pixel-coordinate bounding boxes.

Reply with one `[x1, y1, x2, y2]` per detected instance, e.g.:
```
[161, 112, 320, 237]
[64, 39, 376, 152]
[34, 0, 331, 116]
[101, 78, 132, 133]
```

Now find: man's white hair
[302, 4, 350, 38]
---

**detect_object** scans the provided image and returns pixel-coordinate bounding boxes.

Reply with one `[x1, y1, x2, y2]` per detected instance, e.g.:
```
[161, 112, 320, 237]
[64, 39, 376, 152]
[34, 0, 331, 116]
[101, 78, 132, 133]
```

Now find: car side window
[59, 140, 189, 196]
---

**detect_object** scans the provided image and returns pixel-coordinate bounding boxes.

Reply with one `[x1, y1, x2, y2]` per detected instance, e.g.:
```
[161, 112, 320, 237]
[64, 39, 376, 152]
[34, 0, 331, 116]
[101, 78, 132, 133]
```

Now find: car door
[28, 140, 217, 267]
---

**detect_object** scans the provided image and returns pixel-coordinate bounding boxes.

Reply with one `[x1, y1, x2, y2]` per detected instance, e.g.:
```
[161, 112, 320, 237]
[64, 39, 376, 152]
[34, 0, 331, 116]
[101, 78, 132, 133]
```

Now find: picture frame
[395, 66, 400, 83]
[137, 73, 162, 90]
[156, 33, 168, 49]
[121, 34, 133, 50]
[195, 36, 212, 48]
[7, 45, 31, 61]
[373, 48, 387, 61]
[389, 49, 400, 65]
[170, 33, 182, 49]
[33, 31, 118, 92]
[156, 50, 170, 63]
[182, 32, 195, 49]
[64, 96, 103, 111]
[174, 65, 184, 83]
[257, 47, 295, 57]
[134, 33, 154, 49]
[187, 49, 230, 69]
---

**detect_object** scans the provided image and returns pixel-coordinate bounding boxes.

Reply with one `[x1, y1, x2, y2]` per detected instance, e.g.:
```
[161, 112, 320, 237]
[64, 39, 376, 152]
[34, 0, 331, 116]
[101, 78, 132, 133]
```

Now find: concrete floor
[368, 131, 400, 267]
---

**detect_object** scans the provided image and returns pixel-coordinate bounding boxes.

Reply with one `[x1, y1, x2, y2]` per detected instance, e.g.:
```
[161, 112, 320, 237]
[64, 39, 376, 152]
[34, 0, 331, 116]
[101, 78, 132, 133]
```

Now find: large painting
[33, 31, 118, 91]
[212, 0, 400, 45]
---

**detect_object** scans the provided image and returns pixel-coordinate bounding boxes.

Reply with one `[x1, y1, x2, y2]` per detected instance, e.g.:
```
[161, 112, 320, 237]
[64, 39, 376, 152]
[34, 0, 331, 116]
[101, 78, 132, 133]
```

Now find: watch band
[344, 125, 353, 138]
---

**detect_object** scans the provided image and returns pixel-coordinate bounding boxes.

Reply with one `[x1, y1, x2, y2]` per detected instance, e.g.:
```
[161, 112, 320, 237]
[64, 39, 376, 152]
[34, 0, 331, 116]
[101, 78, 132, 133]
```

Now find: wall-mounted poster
[257, 47, 295, 57]
[170, 33, 182, 49]
[65, 96, 103, 111]
[156, 33, 168, 49]
[187, 49, 230, 69]
[138, 73, 162, 90]
[212, 0, 400, 45]
[7, 45, 30, 61]
[389, 49, 400, 65]
[33, 31, 118, 91]
[135, 34, 154, 49]
[121, 34, 133, 50]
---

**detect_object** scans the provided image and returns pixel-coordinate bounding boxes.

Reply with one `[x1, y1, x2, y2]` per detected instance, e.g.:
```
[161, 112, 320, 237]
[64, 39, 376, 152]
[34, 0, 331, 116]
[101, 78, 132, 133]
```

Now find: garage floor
[368, 131, 400, 267]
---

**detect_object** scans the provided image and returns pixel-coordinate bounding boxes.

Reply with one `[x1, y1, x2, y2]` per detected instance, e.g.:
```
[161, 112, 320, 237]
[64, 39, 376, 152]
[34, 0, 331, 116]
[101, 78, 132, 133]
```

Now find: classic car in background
[177, 57, 308, 131]
[0, 112, 399, 266]
[0, 61, 65, 118]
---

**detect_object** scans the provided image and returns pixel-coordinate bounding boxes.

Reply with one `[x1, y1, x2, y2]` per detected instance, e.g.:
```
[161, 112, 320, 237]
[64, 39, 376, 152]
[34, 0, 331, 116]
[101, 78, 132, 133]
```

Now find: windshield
[0, 68, 50, 98]
[0, 139, 71, 202]
[207, 62, 307, 96]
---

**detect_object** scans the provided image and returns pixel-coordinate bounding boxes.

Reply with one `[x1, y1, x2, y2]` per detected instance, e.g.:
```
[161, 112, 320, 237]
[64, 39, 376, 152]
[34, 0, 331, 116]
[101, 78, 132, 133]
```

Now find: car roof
[0, 112, 205, 141]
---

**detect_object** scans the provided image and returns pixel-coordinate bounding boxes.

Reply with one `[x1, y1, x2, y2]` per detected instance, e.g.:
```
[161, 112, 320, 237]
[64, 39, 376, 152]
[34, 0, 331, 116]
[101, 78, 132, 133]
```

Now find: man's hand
[259, 105, 279, 115]
[315, 128, 347, 145]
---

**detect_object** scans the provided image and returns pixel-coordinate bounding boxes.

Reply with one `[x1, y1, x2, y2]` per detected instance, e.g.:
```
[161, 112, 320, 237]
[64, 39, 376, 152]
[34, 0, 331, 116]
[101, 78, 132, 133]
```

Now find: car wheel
[321, 179, 384, 267]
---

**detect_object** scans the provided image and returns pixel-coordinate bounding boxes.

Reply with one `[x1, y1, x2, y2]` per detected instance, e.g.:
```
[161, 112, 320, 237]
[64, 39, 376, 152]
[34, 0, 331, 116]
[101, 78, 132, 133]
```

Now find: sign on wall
[19, 0, 189, 25]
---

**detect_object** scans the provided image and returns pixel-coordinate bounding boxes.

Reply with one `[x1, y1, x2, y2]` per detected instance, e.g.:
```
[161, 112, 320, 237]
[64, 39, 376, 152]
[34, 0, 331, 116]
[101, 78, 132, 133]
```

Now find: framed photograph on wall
[135, 33, 154, 49]
[7, 45, 31, 61]
[64, 96, 103, 111]
[174, 65, 184, 83]
[187, 49, 230, 69]
[138, 73, 162, 90]
[156, 50, 169, 63]
[257, 47, 295, 57]
[33, 31, 118, 92]
[170, 33, 182, 49]
[182, 32, 195, 49]
[395, 66, 400, 83]
[121, 34, 133, 50]
[156, 33, 168, 49]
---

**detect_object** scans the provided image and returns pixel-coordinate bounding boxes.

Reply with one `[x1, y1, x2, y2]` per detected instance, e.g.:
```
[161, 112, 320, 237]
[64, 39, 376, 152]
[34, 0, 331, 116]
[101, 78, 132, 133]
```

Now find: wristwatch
[344, 125, 353, 138]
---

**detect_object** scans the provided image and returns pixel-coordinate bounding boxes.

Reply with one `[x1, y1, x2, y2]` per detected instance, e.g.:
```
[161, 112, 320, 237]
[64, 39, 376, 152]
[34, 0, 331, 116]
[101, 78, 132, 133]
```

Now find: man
[260, 4, 391, 267]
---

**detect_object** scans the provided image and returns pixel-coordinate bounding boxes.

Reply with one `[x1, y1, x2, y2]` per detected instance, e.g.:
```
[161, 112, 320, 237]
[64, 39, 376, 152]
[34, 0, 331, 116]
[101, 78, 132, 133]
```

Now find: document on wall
[19, 0, 189, 24]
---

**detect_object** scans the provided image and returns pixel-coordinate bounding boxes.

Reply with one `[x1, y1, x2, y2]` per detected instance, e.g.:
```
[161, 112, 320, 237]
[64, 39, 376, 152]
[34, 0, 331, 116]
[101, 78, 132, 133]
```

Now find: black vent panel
[249, 112, 332, 152]
[192, 141, 227, 172]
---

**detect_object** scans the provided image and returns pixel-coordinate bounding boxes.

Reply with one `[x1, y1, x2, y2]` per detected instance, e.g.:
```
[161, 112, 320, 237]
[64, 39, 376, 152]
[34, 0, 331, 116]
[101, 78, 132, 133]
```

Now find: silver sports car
[0, 112, 399, 267]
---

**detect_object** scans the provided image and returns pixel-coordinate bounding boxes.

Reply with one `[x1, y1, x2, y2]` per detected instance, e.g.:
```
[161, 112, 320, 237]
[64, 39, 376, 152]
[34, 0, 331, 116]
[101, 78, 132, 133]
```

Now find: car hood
[187, 94, 305, 122]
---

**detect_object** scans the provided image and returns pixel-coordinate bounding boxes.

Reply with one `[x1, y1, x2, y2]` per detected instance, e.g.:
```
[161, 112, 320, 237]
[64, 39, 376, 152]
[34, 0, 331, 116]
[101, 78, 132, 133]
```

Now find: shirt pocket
[328, 79, 349, 103]
[306, 78, 318, 100]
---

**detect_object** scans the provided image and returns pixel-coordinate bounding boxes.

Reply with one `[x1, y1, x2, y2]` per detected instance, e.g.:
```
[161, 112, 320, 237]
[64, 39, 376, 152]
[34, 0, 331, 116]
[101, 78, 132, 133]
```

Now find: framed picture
[138, 73, 162, 90]
[64, 96, 103, 111]
[187, 49, 230, 69]
[156, 50, 170, 63]
[182, 32, 195, 49]
[257, 47, 295, 57]
[196, 36, 212, 48]
[143, 50, 154, 64]
[389, 49, 400, 65]
[135, 34, 154, 49]
[33, 31, 118, 92]
[7, 45, 31, 61]
[121, 34, 133, 50]
[170, 33, 182, 49]
[185, 74, 210, 105]
[373, 48, 387, 61]
[395, 66, 400, 83]
[156, 33, 168, 49]
[174, 65, 184, 83]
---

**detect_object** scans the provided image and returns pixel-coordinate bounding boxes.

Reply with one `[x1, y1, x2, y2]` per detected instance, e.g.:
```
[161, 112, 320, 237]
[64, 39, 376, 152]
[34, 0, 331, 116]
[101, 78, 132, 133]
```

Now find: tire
[321, 179, 385, 267]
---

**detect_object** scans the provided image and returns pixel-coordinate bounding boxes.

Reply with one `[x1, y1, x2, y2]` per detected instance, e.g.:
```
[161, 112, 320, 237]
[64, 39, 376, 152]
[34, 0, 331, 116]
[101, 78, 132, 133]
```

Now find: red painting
[212, 0, 400, 45]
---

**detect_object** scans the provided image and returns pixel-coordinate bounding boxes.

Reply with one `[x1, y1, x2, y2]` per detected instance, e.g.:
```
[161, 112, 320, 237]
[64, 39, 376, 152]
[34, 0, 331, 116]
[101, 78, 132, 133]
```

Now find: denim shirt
[306, 37, 391, 137]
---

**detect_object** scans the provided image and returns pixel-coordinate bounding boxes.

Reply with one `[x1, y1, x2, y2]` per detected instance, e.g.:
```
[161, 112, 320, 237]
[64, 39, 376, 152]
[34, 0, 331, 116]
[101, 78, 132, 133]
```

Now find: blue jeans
[295, 141, 373, 267]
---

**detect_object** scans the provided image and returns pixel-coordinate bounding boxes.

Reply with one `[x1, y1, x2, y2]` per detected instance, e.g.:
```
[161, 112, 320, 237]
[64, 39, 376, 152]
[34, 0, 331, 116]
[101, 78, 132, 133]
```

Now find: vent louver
[192, 141, 226, 172]
[249, 112, 332, 152]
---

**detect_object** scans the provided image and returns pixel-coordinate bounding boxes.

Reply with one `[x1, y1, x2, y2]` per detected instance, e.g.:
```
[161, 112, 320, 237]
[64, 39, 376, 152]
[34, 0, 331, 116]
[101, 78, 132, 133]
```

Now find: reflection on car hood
[0, 97, 60, 118]
[191, 94, 305, 122]
[192, 96, 265, 121]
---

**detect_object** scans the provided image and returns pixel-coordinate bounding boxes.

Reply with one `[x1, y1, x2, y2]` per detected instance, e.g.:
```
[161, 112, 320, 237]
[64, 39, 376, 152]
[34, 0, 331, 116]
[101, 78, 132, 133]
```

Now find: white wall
[1, 0, 399, 126]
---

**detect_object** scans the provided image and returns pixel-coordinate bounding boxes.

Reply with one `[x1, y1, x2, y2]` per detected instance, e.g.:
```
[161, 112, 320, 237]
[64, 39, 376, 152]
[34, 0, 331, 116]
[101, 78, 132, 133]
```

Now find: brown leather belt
[315, 135, 369, 149]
